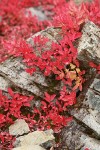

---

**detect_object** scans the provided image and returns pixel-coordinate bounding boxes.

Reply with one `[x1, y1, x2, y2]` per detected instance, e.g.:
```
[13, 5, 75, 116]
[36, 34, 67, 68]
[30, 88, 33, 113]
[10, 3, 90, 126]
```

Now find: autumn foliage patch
[0, 0, 100, 149]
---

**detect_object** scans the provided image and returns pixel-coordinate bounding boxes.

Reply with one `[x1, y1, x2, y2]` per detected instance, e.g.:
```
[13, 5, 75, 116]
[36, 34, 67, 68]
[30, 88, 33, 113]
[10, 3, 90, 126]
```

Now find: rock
[80, 134, 100, 150]
[9, 119, 30, 136]
[61, 120, 100, 150]
[90, 78, 100, 92]
[26, 7, 48, 21]
[0, 57, 47, 97]
[61, 120, 85, 150]
[13, 145, 45, 150]
[41, 130, 55, 149]
[0, 76, 10, 91]
[69, 76, 100, 136]
[14, 130, 55, 148]
[78, 21, 100, 66]
[27, 27, 62, 48]
[0, 27, 62, 97]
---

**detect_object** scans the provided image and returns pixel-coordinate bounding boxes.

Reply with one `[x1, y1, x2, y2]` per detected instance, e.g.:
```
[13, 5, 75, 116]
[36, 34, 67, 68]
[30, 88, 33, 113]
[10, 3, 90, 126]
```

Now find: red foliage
[0, 132, 15, 149]
[0, 0, 100, 149]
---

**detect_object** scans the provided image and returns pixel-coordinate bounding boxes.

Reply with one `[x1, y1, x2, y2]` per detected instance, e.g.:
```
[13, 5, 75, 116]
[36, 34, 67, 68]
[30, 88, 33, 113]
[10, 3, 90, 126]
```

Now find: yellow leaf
[69, 71, 77, 80]
[76, 68, 81, 73]
[65, 69, 69, 73]
[70, 63, 76, 69]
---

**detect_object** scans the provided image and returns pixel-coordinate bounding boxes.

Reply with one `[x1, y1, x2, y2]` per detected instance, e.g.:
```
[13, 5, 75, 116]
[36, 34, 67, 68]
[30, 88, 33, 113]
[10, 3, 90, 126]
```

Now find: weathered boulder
[13, 130, 55, 150]
[60, 120, 85, 149]
[61, 120, 100, 150]
[15, 130, 55, 146]
[0, 27, 62, 97]
[80, 134, 100, 150]
[78, 21, 100, 66]
[0, 76, 10, 91]
[69, 76, 100, 136]
[9, 119, 30, 136]
[0, 57, 47, 97]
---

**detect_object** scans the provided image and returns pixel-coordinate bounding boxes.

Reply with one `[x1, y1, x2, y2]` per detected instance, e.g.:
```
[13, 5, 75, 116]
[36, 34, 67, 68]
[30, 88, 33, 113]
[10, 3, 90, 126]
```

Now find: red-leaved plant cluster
[0, 0, 100, 149]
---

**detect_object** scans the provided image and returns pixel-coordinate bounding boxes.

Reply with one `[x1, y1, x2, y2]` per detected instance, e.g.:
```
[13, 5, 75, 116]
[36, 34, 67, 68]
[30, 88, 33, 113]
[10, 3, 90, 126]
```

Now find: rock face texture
[0, 21, 100, 150]
[9, 119, 55, 150]
[11, 127, 55, 150]
[63, 75, 100, 150]
[61, 20, 100, 149]
[15, 130, 55, 147]
[9, 119, 30, 136]
[0, 27, 62, 98]
[78, 21, 100, 66]
[70, 76, 100, 136]
[61, 120, 100, 150]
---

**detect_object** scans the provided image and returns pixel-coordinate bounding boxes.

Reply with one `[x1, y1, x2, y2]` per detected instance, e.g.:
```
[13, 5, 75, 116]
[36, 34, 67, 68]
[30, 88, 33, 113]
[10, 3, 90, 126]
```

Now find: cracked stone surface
[0, 76, 10, 91]
[61, 120, 100, 150]
[61, 120, 85, 149]
[78, 21, 100, 66]
[0, 27, 62, 98]
[9, 119, 30, 136]
[80, 134, 100, 150]
[13, 130, 55, 150]
[69, 76, 100, 137]
[71, 76, 100, 136]
[61, 74, 100, 150]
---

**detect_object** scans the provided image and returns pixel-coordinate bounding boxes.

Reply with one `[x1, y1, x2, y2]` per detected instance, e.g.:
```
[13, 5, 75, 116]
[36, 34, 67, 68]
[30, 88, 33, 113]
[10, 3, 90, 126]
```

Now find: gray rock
[86, 89, 100, 112]
[69, 77, 100, 136]
[14, 130, 55, 149]
[80, 134, 100, 150]
[9, 119, 30, 136]
[0, 57, 47, 97]
[61, 120, 85, 150]
[90, 78, 100, 92]
[0, 76, 10, 91]
[26, 7, 48, 21]
[78, 21, 100, 66]
[0, 27, 62, 97]
[61, 120, 100, 150]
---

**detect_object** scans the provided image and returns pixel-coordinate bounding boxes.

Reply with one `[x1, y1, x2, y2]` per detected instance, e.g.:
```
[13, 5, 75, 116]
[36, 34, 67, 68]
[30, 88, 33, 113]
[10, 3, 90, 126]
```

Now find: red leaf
[89, 62, 97, 68]
[8, 88, 14, 97]
[44, 92, 56, 103]
[25, 68, 36, 75]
